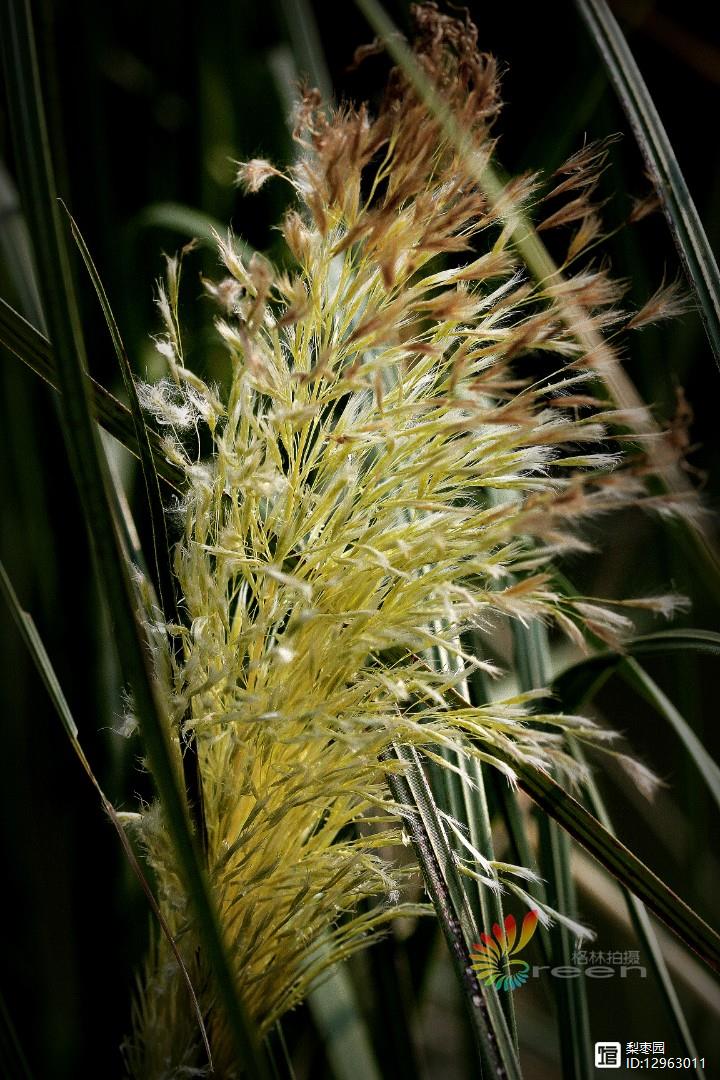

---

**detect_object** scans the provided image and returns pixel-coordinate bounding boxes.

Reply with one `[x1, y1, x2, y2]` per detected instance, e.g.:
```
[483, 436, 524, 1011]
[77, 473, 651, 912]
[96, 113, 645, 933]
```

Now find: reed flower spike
[124, 5, 684, 1075]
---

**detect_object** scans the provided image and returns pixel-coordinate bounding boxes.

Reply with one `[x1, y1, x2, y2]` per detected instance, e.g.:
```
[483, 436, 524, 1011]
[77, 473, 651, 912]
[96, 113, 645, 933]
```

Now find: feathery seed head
[125, 6, 690, 1074]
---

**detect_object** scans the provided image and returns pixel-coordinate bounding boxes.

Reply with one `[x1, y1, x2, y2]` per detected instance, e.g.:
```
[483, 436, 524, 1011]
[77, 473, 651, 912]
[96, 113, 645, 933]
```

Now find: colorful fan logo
[470, 910, 539, 991]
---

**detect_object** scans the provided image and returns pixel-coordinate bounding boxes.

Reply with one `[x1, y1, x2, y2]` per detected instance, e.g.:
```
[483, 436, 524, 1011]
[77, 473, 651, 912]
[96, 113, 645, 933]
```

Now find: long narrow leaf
[386, 746, 523, 1080]
[553, 641, 720, 813]
[487, 768, 553, 974]
[622, 629, 720, 657]
[429, 639, 518, 1043]
[553, 629, 720, 710]
[459, 755, 518, 1044]
[408, 655, 720, 973]
[307, 964, 382, 1080]
[279, 0, 333, 103]
[63, 204, 176, 621]
[571, 739, 701, 1071]
[135, 201, 228, 247]
[574, 0, 720, 368]
[500, 749, 720, 972]
[466, 650, 554, 976]
[513, 621, 592, 1080]
[0, 4, 267, 1074]
[620, 658, 720, 814]
[0, 295, 183, 491]
[0, 558, 212, 1068]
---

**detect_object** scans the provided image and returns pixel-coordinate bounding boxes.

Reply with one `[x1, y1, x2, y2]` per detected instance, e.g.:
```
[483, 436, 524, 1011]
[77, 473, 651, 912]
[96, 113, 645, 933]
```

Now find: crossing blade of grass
[512, 620, 592, 1080]
[574, 0, 720, 369]
[307, 964, 382, 1080]
[444, 659, 518, 1041]
[0, 2, 267, 1074]
[99, 426, 213, 877]
[552, 637, 720, 813]
[271, 1023, 296, 1080]
[553, 630, 696, 709]
[385, 745, 523, 1080]
[406, 655, 720, 973]
[392, 569, 518, 1052]
[63, 203, 176, 622]
[571, 738, 702, 1072]
[434, 744, 519, 1047]
[0, 295, 183, 492]
[426, 638, 518, 1045]
[537, 818, 591, 1079]
[496, 748, 720, 972]
[487, 768, 553, 973]
[464, 651, 554, 972]
[619, 658, 720, 814]
[574, 847, 720, 1013]
[0, 557, 213, 1071]
[461, 756, 518, 1045]
[553, 629, 720, 709]
[621, 629, 720, 658]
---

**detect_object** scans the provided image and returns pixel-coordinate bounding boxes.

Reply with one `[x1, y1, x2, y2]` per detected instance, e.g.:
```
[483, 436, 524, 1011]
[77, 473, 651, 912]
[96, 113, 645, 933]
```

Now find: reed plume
[123, 5, 684, 1075]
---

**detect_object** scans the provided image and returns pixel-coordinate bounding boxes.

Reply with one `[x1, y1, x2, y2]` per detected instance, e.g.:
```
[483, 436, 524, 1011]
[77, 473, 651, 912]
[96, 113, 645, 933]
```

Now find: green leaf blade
[63, 204, 176, 621]
[0, 2, 267, 1073]
[574, 0, 720, 368]
[512, 620, 593, 1080]
[0, 296, 183, 491]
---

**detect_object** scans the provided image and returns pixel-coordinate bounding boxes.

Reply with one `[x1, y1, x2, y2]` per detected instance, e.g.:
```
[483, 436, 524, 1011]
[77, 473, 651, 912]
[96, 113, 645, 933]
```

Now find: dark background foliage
[0, 1, 718, 1076]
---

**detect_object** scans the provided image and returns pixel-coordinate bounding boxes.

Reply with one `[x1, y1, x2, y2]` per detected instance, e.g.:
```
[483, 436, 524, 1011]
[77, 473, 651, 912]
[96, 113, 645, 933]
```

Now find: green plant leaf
[495, 748, 720, 973]
[428, 640, 517, 1045]
[552, 635, 720, 812]
[307, 963, 382, 1080]
[512, 620, 592, 1080]
[386, 745, 523, 1080]
[625, 629, 720, 656]
[619, 658, 720, 814]
[487, 768, 553, 974]
[63, 203, 176, 621]
[390, 626, 720, 990]
[0, 559, 77, 740]
[571, 739, 701, 1072]
[574, 0, 720, 369]
[0, 557, 213, 1069]
[134, 201, 228, 247]
[0, 2, 267, 1074]
[552, 628, 720, 710]
[0, 295, 183, 492]
[415, 659, 720, 974]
